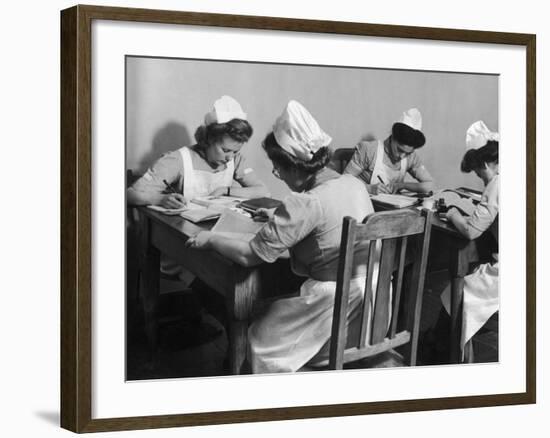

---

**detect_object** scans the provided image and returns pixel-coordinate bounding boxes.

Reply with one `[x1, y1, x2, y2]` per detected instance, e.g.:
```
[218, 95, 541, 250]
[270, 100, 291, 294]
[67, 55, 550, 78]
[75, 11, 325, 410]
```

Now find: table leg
[449, 243, 475, 363]
[141, 232, 160, 361]
[450, 276, 464, 363]
[228, 319, 248, 374]
[226, 267, 262, 375]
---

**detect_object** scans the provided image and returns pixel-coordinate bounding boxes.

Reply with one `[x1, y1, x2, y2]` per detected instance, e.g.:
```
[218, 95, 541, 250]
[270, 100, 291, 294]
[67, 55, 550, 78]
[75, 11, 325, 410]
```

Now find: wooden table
[136, 207, 292, 375]
[372, 201, 480, 363]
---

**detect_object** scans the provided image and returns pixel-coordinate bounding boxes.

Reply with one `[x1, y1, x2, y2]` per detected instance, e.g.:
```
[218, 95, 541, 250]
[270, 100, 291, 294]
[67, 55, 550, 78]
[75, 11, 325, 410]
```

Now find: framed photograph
[61, 4, 536, 433]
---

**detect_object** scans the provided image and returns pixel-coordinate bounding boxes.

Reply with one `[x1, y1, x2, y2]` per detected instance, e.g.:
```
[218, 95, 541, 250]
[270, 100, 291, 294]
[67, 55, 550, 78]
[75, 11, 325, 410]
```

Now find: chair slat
[406, 210, 433, 365]
[358, 241, 376, 348]
[390, 236, 408, 338]
[371, 238, 397, 344]
[329, 216, 358, 370]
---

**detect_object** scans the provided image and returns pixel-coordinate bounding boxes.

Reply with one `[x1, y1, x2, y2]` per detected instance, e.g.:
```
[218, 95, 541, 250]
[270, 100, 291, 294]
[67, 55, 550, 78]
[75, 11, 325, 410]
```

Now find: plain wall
[126, 57, 498, 199]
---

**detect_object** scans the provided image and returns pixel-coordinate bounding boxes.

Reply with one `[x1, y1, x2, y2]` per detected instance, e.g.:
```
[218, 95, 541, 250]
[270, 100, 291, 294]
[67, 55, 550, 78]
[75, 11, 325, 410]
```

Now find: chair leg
[463, 339, 475, 363]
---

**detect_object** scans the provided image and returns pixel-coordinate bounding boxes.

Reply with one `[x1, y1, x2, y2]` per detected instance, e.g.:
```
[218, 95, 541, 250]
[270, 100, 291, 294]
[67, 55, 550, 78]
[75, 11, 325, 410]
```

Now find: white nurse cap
[466, 120, 499, 149]
[204, 95, 247, 125]
[397, 108, 423, 131]
[273, 100, 332, 162]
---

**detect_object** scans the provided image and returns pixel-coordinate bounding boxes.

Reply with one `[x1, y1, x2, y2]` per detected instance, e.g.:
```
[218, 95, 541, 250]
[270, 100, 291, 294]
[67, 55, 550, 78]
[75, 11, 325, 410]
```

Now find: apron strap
[372, 140, 407, 184]
[179, 146, 194, 199]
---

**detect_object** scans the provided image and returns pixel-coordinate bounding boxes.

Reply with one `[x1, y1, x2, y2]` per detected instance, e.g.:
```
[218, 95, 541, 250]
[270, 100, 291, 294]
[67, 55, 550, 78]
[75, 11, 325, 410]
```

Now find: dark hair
[461, 140, 499, 173]
[392, 122, 426, 148]
[262, 132, 332, 175]
[194, 118, 253, 149]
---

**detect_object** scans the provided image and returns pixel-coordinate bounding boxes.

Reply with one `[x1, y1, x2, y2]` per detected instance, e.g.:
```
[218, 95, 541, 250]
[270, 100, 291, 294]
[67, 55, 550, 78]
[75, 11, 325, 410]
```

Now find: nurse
[441, 120, 499, 358]
[186, 100, 375, 373]
[127, 95, 269, 208]
[344, 108, 434, 194]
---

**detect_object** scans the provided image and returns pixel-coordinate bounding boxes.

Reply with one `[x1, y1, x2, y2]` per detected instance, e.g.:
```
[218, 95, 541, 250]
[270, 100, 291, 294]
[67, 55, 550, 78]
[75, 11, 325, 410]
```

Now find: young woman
[127, 95, 269, 209]
[186, 100, 375, 373]
[441, 120, 499, 357]
[344, 108, 434, 194]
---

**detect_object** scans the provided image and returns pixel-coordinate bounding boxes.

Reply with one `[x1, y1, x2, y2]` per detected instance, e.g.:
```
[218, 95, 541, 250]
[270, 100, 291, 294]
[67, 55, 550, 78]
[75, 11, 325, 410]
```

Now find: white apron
[441, 256, 499, 357]
[248, 277, 368, 373]
[179, 146, 234, 199]
[370, 140, 407, 186]
[161, 147, 235, 283]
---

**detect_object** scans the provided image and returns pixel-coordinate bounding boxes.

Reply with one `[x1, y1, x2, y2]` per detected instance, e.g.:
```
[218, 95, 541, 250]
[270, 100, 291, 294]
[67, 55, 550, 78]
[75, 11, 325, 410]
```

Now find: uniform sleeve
[343, 141, 376, 185]
[466, 177, 499, 234]
[130, 151, 184, 194]
[249, 193, 322, 263]
[406, 152, 426, 180]
[233, 152, 256, 182]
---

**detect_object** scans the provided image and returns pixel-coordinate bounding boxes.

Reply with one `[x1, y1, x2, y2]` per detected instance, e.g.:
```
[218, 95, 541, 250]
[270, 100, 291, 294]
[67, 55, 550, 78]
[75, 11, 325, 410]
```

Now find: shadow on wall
[137, 121, 192, 172]
[359, 132, 377, 143]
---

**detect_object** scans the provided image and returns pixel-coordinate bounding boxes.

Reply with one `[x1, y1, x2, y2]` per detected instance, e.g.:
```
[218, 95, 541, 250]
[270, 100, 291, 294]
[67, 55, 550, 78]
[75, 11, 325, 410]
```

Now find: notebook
[371, 194, 422, 209]
[211, 209, 264, 240]
[238, 197, 282, 213]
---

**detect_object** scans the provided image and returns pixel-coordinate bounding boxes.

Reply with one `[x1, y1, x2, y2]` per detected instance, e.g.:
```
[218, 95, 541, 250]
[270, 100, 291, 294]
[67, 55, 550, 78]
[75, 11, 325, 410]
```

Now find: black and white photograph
[1, 0, 541, 435]
[125, 56, 500, 380]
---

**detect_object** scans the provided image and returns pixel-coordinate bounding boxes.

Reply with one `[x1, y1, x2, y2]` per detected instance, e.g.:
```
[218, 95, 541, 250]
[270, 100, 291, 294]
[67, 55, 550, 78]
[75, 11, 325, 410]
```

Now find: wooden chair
[331, 148, 355, 173]
[328, 208, 433, 370]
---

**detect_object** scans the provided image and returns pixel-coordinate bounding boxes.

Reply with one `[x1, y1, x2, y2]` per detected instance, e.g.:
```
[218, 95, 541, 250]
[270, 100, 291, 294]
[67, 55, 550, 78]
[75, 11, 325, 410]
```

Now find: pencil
[163, 179, 177, 194]
[377, 175, 387, 185]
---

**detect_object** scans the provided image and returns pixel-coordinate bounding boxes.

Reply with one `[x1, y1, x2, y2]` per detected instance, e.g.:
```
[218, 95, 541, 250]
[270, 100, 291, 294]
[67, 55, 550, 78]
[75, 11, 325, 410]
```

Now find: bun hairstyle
[194, 118, 253, 150]
[461, 140, 499, 173]
[262, 132, 332, 175]
[392, 122, 426, 149]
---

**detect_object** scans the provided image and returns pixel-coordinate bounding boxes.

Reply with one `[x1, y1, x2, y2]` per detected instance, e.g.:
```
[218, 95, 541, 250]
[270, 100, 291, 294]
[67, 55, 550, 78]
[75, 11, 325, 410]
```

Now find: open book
[451, 187, 482, 202]
[211, 208, 265, 241]
[371, 193, 422, 209]
[147, 195, 248, 223]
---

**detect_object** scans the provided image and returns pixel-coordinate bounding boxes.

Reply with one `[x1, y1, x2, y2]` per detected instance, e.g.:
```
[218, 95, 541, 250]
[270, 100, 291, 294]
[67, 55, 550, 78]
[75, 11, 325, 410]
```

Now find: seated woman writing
[344, 108, 434, 195]
[441, 120, 499, 359]
[186, 100, 375, 373]
[127, 95, 269, 209]
[128, 95, 269, 289]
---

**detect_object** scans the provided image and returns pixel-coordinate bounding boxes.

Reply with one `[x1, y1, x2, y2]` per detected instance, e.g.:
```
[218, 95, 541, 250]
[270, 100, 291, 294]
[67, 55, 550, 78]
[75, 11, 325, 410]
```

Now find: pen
[163, 179, 177, 194]
[377, 175, 387, 185]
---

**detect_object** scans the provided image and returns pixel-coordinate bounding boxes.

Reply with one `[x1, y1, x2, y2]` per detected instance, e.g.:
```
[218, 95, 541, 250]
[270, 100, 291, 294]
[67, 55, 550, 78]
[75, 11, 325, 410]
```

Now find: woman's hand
[185, 231, 213, 250]
[158, 193, 187, 209]
[373, 183, 395, 194]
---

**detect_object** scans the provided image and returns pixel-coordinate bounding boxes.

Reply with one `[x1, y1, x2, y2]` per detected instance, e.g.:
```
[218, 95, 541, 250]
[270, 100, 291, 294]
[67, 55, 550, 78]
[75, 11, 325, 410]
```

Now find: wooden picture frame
[60, 4, 536, 433]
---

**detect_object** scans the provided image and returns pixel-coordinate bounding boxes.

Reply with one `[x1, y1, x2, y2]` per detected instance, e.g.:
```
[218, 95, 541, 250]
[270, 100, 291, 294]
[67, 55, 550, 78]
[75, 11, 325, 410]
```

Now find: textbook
[179, 208, 221, 223]
[238, 197, 282, 213]
[211, 208, 265, 240]
[370, 193, 422, 209]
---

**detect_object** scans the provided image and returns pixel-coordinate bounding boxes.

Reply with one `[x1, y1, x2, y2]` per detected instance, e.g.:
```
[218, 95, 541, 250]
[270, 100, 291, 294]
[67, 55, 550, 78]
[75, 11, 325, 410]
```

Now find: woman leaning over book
[127, 95, 269, 209]
[441, 120, 499, 358]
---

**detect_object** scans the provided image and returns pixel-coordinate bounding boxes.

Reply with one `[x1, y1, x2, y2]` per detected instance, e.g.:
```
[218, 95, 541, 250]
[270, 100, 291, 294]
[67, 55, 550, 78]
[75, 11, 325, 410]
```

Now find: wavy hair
[194, 118, 253, 149]
[262, 132, 332, 175]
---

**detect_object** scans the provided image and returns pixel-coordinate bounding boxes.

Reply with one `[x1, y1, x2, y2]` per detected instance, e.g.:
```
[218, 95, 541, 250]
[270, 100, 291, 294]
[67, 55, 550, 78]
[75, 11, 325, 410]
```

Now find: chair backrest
[331, 148, 355, 173]
[329, 208, 433, 370]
